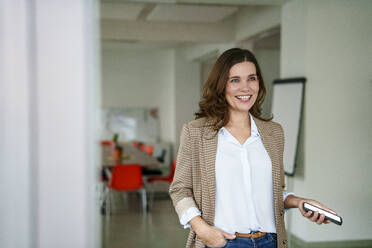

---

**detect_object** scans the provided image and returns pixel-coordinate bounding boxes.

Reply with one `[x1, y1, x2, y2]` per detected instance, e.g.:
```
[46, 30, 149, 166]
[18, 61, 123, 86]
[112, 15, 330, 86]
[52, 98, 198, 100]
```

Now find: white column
[0, 0, 100, 247]
[34, 1, 100, 247]
[0, 0, 33, 247]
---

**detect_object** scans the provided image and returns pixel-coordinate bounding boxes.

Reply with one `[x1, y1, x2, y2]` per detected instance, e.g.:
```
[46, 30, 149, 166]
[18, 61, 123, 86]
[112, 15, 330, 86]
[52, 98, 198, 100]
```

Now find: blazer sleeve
[169, 123, 199, 220]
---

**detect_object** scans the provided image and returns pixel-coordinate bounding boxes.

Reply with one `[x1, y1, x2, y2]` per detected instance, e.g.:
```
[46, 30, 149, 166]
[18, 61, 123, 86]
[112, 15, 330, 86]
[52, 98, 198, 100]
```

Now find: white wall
[100, 43, 240, 153]
[254, 48, 280, 117]
[235, 6, 281, 42]
[282, 0, 372, 242]
[101, 44, 175, 143]
[174, 48, 201, 149]
[181, 42, 236, 62]
[173, 43, 236, 152]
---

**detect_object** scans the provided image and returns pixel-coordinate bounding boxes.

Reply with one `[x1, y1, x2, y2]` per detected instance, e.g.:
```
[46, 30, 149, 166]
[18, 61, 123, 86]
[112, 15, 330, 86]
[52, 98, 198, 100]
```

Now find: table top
[101, 143, 159, 169]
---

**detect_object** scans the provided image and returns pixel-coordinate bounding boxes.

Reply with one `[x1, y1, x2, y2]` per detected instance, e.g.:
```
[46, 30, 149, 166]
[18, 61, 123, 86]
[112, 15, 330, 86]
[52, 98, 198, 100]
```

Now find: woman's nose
[240, 80, 251, 91]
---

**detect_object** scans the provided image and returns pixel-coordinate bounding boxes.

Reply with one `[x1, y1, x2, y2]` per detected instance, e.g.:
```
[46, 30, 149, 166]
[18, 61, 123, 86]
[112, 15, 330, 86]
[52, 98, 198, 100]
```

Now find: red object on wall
[146, 145, 154, 156]
[100, 140, 114, 146]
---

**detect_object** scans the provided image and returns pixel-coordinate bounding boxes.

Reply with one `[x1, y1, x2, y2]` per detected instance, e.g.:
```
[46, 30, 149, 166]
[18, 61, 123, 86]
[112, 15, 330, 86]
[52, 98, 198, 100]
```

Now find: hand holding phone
[303, 202, 343, 225]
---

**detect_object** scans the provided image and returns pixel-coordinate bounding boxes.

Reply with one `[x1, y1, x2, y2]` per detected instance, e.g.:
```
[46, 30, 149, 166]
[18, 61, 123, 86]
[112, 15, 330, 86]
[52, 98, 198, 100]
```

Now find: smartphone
[303, 202, 343, 226]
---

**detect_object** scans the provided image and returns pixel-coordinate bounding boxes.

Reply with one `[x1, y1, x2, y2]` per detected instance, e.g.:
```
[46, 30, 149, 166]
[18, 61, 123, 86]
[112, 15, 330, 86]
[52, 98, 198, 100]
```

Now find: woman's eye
[230, 79, 239, 83]
[249, 76, 257, 81]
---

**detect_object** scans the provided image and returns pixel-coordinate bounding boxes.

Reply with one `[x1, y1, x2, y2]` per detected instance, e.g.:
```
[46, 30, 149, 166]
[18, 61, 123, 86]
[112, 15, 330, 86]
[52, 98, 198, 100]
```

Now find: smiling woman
[169, 48, 337, 248]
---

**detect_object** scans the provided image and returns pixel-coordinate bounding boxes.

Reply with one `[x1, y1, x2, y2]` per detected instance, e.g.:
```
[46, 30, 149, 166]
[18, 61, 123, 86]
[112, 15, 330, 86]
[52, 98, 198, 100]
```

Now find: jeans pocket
[206, 240, 228, 248]
[266, 233, 273, 242]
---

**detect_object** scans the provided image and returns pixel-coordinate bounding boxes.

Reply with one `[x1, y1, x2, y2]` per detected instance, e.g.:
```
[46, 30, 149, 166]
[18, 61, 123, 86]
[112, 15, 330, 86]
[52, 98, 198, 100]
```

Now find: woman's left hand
[297, 198, 337, 225]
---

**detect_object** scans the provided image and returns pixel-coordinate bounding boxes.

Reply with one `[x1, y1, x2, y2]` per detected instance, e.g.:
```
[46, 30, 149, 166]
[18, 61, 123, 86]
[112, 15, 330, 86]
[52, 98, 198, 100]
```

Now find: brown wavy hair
[195, 48, 272, 132]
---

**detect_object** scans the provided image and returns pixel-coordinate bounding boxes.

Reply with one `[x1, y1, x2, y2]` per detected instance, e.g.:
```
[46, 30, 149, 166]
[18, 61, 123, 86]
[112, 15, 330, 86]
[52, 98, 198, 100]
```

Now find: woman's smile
[235, 95, 252, 102]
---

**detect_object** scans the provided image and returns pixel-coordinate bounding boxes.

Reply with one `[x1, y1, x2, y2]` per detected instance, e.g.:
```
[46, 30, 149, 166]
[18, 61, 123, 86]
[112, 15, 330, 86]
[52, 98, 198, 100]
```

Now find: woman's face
[225, 61, 259, 114]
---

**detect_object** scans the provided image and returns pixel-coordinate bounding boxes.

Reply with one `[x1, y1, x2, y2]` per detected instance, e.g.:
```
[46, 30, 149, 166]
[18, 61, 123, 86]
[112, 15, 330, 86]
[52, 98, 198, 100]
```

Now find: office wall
[282, 0, 372, 242]
[235, 6, 281, 42]
[174, 48, 201, 150]
[101, 44, 175, 143]
[173, 43, 235, 152]
[101, 44, 211, 154]
[254, 48, 280, 117]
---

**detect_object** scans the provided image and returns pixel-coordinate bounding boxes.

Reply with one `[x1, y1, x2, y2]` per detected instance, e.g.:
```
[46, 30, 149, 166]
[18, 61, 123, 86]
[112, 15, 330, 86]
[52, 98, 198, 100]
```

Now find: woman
[169, 48, 336, 248]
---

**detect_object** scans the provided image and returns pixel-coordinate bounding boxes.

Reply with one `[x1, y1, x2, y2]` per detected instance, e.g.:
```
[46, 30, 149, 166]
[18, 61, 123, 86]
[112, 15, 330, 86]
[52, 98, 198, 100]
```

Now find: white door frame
[0, 1, 101, 247]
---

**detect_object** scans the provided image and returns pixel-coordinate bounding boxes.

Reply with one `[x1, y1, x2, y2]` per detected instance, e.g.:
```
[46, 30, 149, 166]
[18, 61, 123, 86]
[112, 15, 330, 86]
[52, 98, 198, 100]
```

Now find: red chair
[138, 143, 146, 151]
[147, 158, 176, 208]
[147, 158, 176, 184]
[106, 164, 147, 215]
[133, 141, 139, 148]
[146, 145, 154, 156]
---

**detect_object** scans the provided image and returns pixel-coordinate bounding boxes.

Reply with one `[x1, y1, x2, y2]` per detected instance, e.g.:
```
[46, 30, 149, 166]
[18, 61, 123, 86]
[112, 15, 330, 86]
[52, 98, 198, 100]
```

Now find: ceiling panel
[101, 3, 145, 20]
[147, 4, 238, 23]
[102, 0, 288, 6]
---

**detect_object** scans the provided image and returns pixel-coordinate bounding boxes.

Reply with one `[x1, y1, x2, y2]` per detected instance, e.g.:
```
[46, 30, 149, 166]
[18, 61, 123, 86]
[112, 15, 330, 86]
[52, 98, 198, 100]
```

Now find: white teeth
[236, 95, 251, 100]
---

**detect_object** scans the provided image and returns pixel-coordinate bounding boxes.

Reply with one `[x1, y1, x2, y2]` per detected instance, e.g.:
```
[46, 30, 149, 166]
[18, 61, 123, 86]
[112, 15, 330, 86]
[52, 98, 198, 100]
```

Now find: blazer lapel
[201, 120, 218, 225]
[253, 116, 275, 161]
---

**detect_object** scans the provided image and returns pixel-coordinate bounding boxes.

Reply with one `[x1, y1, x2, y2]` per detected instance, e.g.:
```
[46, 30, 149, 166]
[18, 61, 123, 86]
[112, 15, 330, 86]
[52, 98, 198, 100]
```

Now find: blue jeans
[206, 233, 277, 248]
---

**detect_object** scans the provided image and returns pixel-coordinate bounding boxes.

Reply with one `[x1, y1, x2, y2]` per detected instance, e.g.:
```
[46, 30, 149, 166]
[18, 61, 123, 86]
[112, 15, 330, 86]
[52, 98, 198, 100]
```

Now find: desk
[101, 143, 159, 169]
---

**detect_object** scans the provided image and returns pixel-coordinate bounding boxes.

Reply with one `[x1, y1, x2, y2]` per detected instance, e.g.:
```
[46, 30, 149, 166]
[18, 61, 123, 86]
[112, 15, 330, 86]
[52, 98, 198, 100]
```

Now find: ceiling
[100, 0, 287, 47]
[101, 2, 239, 23]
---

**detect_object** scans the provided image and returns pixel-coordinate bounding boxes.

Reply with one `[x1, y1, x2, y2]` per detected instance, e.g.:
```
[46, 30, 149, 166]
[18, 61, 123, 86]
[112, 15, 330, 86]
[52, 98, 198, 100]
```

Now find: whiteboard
[101, 107, 160, 143]
[271, 77, 306, 176]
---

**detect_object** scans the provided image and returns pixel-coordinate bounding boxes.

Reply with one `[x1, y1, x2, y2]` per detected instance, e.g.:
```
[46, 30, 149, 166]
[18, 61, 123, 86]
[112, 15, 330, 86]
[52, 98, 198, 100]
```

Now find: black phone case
[303, 202, 343, 226]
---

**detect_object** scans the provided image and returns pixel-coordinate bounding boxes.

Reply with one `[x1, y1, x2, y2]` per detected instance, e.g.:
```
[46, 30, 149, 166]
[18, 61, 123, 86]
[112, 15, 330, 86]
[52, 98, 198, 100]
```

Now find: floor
[102, 191, 189, 248]
[100, 191, 369, 248]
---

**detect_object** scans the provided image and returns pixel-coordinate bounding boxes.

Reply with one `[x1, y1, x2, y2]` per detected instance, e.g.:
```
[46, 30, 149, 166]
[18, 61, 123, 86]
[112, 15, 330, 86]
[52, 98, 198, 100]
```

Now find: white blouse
[180, 114, 293, 233]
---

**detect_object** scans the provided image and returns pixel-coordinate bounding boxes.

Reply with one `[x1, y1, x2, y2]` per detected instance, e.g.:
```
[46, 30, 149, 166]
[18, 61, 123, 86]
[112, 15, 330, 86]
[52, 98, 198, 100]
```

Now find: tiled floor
[102, 191, 189, 248]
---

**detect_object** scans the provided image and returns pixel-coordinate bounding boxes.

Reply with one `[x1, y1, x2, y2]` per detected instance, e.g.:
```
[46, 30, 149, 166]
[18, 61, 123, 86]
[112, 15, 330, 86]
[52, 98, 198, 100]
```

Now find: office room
[1, 0, 371, 248]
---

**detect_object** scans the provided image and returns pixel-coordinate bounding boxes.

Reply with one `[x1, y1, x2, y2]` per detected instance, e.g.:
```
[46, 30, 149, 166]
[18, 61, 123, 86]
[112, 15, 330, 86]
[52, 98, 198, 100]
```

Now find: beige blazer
[169, 116, 288, 248]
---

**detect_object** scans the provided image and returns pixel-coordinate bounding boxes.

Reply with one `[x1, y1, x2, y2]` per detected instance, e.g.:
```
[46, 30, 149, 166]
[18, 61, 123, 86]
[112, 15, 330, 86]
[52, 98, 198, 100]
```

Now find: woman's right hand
[189, 216, 236, 247]
[199, 225, 235, 247]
